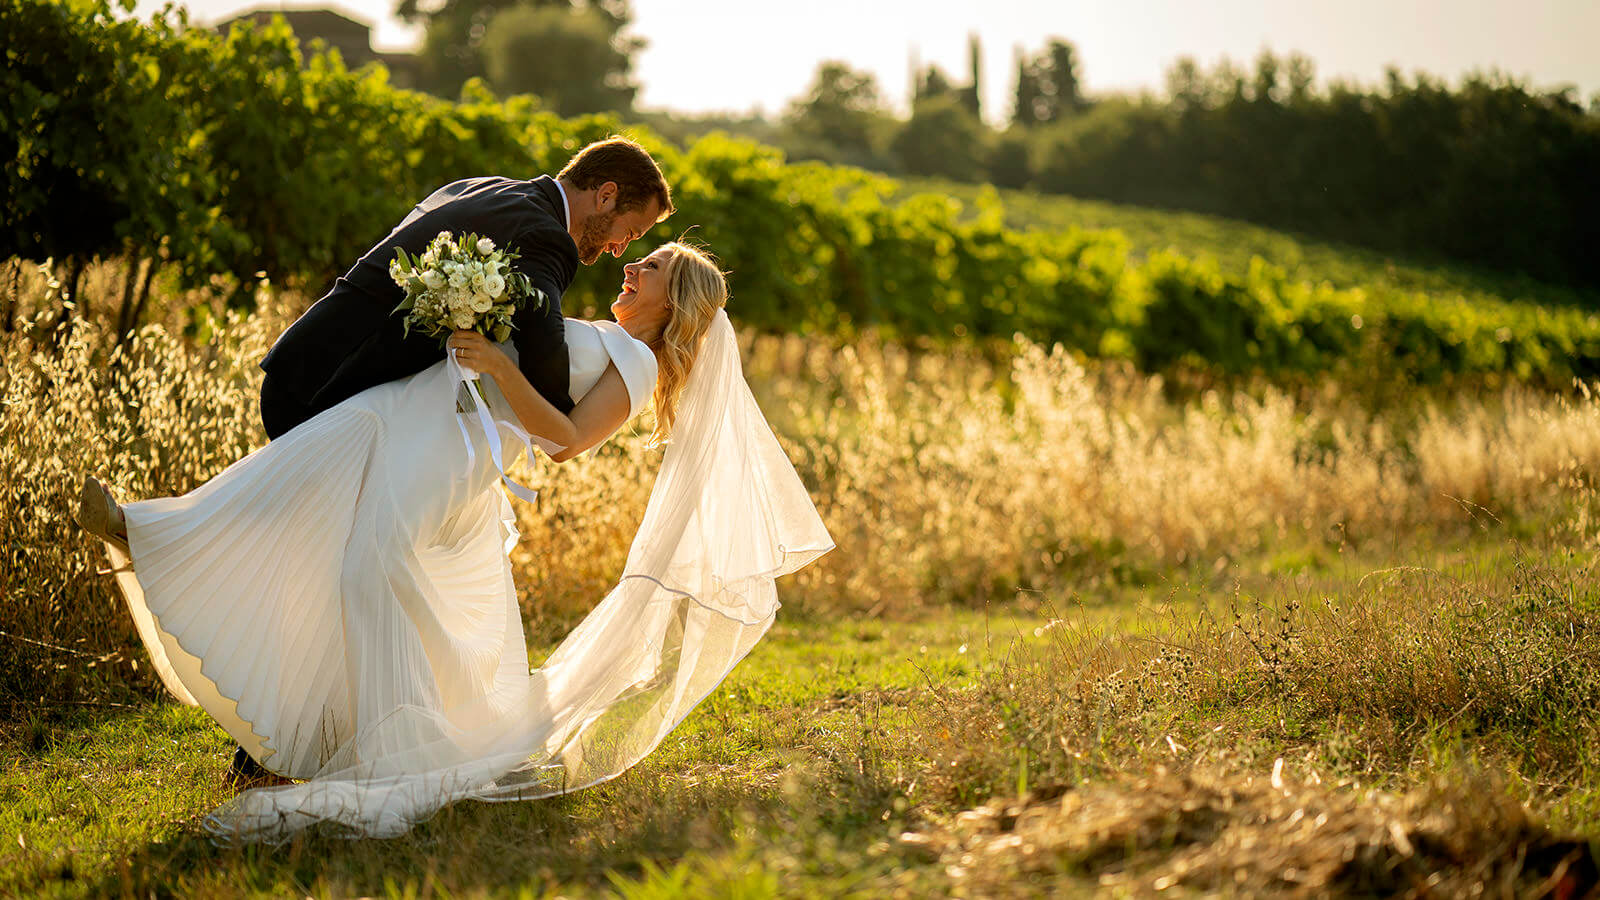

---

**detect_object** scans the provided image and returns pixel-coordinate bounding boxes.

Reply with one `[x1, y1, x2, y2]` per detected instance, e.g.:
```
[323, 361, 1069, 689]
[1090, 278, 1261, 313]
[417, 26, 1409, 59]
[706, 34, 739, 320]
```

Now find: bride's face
[613, 247, 673, 327]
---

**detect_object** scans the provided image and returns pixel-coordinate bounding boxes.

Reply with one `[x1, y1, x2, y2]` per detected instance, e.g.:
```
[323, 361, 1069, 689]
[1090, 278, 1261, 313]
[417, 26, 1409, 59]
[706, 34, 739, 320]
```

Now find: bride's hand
[446, 330, 513, 380]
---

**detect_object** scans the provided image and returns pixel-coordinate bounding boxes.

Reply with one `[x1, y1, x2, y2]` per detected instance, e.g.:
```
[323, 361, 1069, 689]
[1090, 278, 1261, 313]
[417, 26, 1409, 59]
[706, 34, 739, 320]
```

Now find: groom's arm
[509, 222, 578, 415]
[512, 299, 572, 415]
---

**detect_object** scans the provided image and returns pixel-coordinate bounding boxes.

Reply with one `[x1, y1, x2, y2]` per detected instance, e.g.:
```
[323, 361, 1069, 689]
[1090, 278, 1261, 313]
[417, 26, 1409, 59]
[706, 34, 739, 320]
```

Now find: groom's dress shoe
[225, 746, 288, 789]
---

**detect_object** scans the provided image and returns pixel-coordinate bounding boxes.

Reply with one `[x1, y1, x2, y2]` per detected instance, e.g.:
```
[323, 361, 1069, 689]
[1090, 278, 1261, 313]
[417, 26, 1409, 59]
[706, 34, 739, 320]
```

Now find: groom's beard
[576, 210, 618, 265]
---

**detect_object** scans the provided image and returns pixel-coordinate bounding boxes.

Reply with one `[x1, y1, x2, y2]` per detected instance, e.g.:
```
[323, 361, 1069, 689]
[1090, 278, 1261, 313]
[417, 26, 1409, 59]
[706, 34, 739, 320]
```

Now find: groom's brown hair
[559, 136, 674, 221]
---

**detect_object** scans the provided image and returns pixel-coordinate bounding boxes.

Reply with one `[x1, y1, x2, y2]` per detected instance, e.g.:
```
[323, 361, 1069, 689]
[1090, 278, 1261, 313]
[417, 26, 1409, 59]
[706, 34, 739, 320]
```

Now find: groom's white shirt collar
[552, 178, 571, 230]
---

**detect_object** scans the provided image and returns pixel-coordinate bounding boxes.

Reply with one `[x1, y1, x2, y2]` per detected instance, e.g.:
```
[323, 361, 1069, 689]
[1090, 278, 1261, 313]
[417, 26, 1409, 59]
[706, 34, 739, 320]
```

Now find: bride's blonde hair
[646, 241, 728, 449]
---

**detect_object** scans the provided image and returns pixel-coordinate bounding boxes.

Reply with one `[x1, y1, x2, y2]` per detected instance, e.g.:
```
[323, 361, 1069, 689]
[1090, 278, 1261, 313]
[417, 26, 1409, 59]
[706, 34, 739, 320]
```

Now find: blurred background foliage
[397, 0, 638, 107]
[3, 0, 1600, 386]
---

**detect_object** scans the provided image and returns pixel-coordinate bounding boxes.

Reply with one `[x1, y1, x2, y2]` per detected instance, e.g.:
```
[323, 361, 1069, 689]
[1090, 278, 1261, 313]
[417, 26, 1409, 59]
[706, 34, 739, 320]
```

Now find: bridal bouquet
[389, 230, 543, 344]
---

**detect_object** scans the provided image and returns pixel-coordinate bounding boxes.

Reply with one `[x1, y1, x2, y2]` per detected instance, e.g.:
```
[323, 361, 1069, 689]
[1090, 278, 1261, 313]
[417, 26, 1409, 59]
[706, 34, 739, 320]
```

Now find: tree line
[773, 41, 1600, 289]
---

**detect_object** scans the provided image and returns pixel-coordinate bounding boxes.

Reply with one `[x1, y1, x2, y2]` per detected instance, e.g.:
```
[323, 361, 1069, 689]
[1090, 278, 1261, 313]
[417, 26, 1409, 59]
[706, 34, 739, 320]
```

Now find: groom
[236, 137, 673, 785]
[257, 136, 674, 440]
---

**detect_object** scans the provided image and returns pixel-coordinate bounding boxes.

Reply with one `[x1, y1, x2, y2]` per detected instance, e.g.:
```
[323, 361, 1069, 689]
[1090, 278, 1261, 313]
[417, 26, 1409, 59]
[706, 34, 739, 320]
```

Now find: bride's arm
[509, 364, 633, 463]
[447, 330, 630, 462]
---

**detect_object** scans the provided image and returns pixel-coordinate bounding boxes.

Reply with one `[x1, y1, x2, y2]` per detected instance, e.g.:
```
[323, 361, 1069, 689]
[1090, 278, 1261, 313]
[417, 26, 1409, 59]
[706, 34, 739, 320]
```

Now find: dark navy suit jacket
[260, 175, 579, 426]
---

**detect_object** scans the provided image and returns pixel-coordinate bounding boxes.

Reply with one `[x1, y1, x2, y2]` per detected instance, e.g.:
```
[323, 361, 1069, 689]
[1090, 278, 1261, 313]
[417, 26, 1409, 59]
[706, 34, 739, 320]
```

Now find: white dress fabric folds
[103, 311, 833, 842]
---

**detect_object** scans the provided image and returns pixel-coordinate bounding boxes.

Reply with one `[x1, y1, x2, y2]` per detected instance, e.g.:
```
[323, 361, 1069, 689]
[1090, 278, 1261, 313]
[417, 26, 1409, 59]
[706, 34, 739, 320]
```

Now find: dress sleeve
[591, 321, 659, 423]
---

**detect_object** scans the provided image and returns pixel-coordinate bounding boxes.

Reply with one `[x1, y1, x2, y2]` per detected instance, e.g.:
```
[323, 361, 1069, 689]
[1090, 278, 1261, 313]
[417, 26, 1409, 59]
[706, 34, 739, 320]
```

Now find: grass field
[5, 190, 1600, 895]
[4, 530, 1597, 897]
[0, 608, 1009, 897]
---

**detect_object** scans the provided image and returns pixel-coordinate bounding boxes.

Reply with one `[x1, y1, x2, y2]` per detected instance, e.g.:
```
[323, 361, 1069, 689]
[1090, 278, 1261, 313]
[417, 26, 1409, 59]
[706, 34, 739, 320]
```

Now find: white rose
[476, 237, 494, 255]
[484, 273, 506, 297]
[452, 311, 475, 330]
[470, 291, 493, 313]
[448, 270, 468, 289]
[421, 270, 445, 290]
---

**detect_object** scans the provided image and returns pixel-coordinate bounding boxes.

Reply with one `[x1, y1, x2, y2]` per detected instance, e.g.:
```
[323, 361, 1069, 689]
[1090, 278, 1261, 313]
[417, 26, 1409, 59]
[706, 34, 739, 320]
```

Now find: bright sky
[139, 0, 1600, 121]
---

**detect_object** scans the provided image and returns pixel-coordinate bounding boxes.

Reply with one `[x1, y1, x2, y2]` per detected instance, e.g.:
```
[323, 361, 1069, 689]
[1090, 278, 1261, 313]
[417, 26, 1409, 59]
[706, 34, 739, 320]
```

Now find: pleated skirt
[109, 361, 534, 780]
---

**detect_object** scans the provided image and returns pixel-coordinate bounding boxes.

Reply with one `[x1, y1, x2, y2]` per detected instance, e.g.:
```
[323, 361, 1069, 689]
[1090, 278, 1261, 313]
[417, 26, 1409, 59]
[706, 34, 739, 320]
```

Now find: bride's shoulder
[586, 320, 657, 416]
[593, 319, 654, 359]
[562, 316, 605, 348]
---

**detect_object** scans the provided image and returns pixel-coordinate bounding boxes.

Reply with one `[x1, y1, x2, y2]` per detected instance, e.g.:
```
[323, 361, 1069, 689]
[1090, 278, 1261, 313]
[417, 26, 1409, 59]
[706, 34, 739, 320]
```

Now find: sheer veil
[204, 309, 834, 841]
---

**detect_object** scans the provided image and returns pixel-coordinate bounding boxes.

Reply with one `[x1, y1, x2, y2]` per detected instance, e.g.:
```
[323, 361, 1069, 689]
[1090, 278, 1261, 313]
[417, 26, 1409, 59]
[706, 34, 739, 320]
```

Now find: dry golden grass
[755, 333, 1600, 611]
[5, 267, 1600, 713]
[900, 766, 1596, 897]
[1, 279, 273, 707]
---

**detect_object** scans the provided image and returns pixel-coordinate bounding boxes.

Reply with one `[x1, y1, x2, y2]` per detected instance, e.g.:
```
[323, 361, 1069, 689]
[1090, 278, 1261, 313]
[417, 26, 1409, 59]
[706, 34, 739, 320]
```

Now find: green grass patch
[4, 532, 1596, 896]
[0, 608, 1040, 897]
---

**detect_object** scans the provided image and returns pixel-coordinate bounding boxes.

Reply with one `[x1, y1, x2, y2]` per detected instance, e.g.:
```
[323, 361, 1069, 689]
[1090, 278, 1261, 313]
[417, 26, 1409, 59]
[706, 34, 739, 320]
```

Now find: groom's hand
[446, 330, 515, 382]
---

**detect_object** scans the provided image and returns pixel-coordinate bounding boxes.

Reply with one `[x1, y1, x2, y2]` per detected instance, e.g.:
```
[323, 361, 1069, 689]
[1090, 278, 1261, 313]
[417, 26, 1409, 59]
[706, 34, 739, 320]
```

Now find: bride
[76, 241, 833, 842]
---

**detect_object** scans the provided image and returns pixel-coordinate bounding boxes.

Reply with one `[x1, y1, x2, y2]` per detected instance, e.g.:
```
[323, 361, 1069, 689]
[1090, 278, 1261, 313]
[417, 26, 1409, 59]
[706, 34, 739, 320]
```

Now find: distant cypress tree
[1010, 38, 1084, 127]
[1047, 40, 1082, 115]
[962, 32, 982, 119]
[915, 64, 956, 103]
[1013, 45, 1043, 126]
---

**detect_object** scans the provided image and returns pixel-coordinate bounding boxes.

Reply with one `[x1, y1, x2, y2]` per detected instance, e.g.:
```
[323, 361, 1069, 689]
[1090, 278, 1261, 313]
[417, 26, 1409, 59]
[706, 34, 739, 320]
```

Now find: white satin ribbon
[448, 347, 541, 504]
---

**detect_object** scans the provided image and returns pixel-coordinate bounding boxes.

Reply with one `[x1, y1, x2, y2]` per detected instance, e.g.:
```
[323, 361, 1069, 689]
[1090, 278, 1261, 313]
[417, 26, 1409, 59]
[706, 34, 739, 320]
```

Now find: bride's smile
[612, 248, 673, 340]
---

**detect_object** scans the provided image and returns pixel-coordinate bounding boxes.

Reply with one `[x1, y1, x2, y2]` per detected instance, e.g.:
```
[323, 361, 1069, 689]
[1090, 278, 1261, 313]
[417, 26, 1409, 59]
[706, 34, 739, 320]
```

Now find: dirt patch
[899, 764, 1597, 897]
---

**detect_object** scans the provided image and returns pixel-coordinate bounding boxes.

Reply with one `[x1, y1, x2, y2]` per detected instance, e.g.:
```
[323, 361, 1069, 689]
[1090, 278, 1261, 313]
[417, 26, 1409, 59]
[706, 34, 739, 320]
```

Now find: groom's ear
[595, 181, 620, 214]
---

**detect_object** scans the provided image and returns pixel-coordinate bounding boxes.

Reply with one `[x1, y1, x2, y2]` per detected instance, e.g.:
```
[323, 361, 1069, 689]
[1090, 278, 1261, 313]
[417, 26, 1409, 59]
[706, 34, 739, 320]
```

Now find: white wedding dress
[101, 312, 832, 842]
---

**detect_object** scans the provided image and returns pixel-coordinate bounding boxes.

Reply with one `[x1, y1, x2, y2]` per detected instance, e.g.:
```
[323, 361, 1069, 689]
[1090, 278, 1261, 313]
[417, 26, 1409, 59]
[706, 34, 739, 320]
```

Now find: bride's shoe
[76, 474, 131, 557]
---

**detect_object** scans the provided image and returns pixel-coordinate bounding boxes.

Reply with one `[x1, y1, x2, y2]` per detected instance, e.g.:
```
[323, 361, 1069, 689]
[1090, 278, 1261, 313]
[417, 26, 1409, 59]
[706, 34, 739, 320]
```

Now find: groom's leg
[260, 375, 315, 441]
[226, 745, 273, 784]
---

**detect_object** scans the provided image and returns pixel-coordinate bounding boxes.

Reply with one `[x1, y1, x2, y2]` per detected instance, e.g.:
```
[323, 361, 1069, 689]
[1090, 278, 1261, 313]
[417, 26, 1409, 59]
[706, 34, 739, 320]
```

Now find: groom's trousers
[260, 376, 316, 441]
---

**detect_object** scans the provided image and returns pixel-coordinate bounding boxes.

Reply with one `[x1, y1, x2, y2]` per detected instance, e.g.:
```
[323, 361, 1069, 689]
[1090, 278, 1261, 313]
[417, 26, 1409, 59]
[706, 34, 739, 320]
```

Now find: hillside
[894, 176, 1600, 313]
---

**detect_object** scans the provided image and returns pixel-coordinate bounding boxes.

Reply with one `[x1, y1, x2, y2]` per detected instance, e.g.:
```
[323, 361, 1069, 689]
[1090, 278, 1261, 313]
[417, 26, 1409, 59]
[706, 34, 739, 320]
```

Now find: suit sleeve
[510, 223, 577, 415]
